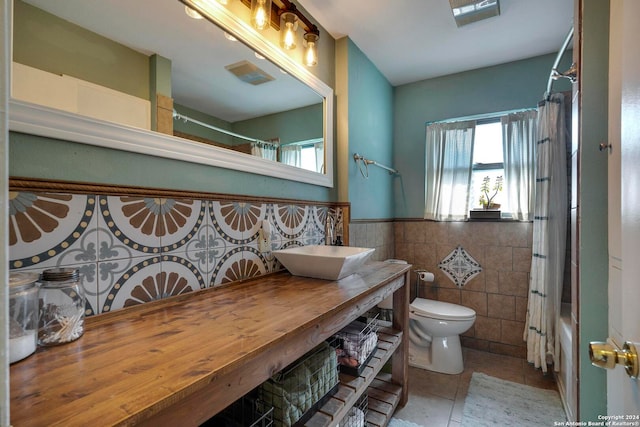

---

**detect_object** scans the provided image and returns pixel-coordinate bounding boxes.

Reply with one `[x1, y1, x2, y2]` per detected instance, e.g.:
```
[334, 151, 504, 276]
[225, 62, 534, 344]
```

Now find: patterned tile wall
[394, 219, 533, 359]
[9, 190, 334, 316]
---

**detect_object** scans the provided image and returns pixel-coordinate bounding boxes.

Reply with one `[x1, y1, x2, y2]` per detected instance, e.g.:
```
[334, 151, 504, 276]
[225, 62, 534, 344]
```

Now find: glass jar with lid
[38, 268, 85, 346]
[9, 272, 40, 363]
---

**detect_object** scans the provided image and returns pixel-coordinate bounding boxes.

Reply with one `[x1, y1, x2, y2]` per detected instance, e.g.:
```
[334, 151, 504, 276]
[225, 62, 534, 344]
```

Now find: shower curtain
[524, 93, 568, 373]
[251, 143, 277, 161]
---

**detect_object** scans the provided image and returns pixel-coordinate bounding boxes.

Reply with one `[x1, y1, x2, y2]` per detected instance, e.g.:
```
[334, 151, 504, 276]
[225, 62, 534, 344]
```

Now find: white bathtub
[558, 303, 574, 421]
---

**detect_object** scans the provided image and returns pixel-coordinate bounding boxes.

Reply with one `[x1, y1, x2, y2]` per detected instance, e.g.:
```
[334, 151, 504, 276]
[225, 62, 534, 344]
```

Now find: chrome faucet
[325, 211, 344, 246]
[325, 215, 335, 245]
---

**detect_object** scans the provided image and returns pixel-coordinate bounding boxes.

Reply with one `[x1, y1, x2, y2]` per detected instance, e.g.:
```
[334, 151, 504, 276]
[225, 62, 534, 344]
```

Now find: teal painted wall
[174, 103, 234, 146]
[346, 39, 395, 220]
[392, 53, 573, 218]
[9, 132, 331, 200]
[234, 103, 323, 146]
[578, 0, 609, 420]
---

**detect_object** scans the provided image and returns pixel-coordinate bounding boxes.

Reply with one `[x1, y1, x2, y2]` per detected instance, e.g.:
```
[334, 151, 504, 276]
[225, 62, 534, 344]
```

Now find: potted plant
[479, 175, 503, 209]
[470, 175, 503, 219]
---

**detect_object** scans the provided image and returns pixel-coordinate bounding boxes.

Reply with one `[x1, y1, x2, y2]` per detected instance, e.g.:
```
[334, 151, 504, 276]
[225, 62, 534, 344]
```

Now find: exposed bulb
[304, 43, 317, 66]
[251, 0, 269, 30]
[303, 32, 319, 67]
[282, 22, 296, 49]
[280, 12, 298, 50]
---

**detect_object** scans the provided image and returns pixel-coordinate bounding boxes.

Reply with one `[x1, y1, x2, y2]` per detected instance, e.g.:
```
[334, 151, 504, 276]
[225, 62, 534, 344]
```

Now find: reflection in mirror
[11, 0, 330, 178]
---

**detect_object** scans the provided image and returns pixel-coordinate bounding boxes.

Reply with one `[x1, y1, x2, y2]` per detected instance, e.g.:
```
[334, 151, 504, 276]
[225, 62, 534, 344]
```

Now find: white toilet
[408, 297, 476, 374]
[378, 262, 476, 375]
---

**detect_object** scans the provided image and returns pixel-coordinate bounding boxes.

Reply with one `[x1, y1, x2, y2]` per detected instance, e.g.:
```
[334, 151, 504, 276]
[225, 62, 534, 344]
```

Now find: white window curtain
[280, 144, 302, 168]
[251, 143, 277, 161]
[501, 110, 538, 220]
[314, 142, 324, 173]
[424, 120, 476, 221]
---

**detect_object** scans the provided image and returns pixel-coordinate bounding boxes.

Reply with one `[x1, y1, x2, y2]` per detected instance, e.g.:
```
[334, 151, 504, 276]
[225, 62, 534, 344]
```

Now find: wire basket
[203, 393, 274, 427]
[333, 314, 379, 376]
[340, 393, 368, 427]
[258, 341, 339, 427]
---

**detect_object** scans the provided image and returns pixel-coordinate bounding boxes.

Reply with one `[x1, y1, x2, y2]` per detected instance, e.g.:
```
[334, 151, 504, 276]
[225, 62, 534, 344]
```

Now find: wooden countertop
[10, 261, 410, 427]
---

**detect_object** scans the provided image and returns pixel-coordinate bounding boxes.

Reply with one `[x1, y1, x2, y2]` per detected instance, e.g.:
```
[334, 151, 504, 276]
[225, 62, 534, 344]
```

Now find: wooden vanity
[9, 261, 410, 426]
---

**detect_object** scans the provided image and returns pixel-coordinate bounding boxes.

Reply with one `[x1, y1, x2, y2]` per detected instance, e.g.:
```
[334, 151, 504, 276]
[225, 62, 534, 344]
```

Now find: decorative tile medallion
[438, 245, 482, 287]
[9, 192, 96, 269]
[273, 204, 308, 239]
[210, 201, 265, 243]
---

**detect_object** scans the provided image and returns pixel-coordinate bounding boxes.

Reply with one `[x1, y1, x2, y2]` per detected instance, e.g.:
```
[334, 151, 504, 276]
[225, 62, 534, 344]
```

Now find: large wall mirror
[9, 0, 334, 187]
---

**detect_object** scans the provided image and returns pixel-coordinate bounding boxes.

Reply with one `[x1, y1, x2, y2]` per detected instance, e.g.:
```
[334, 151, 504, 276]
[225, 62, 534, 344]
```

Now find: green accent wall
[9, 132, 330, 200]
[173, 103, 234, 146]
[13, 0, 149, 100]
[234, 103, 323, 147]
[578, 0, 609, 420]
[393, 52, 573, 218]
[343, 39, 395, 220]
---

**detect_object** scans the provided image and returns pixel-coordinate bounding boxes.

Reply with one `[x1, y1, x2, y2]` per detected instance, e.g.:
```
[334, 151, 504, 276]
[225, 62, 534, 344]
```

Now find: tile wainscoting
[394, 219, 533, 359]
[8, 178, 345, 316]
[348, 220, 395, 262]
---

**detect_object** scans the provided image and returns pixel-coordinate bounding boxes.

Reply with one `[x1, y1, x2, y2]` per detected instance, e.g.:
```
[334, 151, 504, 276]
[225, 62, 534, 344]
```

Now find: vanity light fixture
[303, 31, 319, 67]
[240, 0, 321, 65]
[251, 0, 272, 31]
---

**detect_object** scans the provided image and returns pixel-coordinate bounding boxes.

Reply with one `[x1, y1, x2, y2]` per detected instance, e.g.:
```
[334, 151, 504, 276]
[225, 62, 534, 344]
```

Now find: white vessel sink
[273, 245, 375, 280]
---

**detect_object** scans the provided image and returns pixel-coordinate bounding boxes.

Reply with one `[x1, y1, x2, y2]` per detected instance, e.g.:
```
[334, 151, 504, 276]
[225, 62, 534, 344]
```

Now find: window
[301, 140, 324, 173]
[300, 145, 317, 171]
[468, 120, 506, 212]
[424, 110, 537, 221]
[281, 139, 324, 173]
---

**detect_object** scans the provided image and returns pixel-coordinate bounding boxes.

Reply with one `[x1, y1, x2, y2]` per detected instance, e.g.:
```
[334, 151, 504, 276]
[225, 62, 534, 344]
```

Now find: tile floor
[392, 348, 559, 426]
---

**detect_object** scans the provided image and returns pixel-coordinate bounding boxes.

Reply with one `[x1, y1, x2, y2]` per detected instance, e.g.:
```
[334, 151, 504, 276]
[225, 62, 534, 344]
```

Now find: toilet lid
[411, 298, 476, 321]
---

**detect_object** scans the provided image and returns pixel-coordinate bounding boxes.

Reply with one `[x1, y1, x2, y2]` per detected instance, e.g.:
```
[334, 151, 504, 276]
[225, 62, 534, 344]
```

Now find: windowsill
[467, 217, 532, 222]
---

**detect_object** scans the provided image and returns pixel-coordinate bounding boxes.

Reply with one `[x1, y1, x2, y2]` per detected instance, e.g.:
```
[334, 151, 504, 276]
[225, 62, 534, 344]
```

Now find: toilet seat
[410, 298, 476, 321]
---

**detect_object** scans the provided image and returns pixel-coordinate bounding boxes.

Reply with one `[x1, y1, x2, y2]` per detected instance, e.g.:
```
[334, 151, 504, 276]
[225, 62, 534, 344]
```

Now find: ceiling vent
[449, 0, 500, 27]
[224, 60, 275, 85]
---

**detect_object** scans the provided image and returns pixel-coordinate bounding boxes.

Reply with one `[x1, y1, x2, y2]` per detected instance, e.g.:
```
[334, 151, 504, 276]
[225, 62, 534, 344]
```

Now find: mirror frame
[8, 0, 334, 187]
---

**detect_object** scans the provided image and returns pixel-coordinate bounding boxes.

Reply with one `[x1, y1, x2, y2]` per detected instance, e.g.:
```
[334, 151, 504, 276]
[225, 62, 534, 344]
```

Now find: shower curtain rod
[545, 26, 575, 97]
[425, 107, 537, 126]
[172, 110, 276, 146]
[280, 137, 323, 147]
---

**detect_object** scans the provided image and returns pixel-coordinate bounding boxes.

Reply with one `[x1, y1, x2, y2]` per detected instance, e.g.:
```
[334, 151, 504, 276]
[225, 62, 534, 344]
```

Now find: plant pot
[469, 209, 501, 219]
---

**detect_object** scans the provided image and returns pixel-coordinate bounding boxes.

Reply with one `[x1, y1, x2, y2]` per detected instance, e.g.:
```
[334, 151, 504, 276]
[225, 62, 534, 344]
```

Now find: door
[600, 0, 640, 416]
